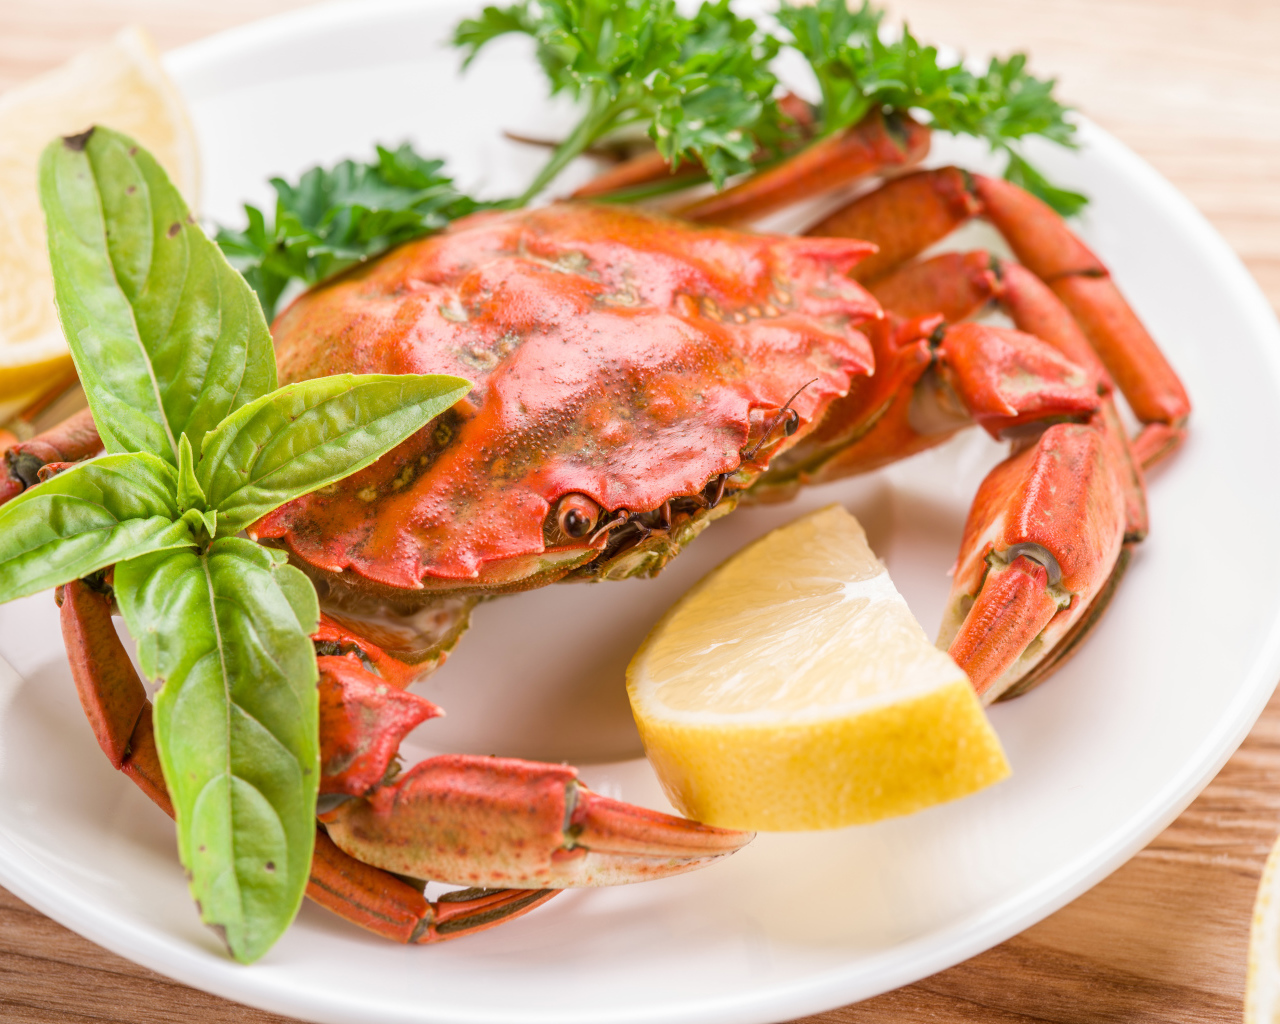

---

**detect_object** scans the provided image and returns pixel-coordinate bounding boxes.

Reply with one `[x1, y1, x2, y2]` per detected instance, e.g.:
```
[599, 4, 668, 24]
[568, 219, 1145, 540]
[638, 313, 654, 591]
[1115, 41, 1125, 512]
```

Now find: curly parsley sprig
[776, 0, 1085, 215]
[215, 144, 486, 320]
[217, 0, 1088, 316]
[454, 0, 788, 203]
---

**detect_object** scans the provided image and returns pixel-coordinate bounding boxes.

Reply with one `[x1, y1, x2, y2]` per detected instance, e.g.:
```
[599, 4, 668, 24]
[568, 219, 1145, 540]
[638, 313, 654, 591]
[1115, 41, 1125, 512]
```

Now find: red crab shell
[253, 202, 880, 594]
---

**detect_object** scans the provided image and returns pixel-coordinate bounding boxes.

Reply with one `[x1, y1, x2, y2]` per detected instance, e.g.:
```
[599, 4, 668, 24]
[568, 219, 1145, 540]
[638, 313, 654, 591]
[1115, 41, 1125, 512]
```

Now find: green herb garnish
[776, 0, 1085, 215]
[452, 0, 1084, 215]
[0, 126, 470, 962]
[454, 0, 787, 202]
[215, 143, 485, 320]
[215, 0, 1084, 319]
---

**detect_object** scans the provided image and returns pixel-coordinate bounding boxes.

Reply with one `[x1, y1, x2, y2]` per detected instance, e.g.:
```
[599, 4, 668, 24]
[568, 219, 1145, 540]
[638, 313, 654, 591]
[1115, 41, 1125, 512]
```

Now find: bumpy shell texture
[255, 203, 880, 591]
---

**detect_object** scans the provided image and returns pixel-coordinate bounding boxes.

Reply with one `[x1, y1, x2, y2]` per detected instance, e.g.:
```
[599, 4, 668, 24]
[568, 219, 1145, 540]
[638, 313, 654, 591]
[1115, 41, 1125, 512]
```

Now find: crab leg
[322, 754, 752, 890]
[677, 110, 930, 228]
[807, 166, 982, 283]
[55, 579, 559, 944]
[973, 174, 1191, 461]
[308, 829, 558, 944]
[764, 300, 1102, 490]
[317, 652, 442, 799]
[758, 247, 1142, 698]
[570, 149, 705, 199]
[864, 251, 1148, 690]
[870, 251, 1149, 538]
[311, 628, 751, 889]
[807, 167, 1190, 465]
[994, 260, 1149, 541]
[938, 421, 1128, 702]
[0, 406, 101, 504]
[571, 94, 817, 202]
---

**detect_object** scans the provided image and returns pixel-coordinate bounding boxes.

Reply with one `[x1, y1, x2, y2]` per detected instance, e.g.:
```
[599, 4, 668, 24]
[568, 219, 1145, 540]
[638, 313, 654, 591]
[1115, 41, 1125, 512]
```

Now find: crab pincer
[809, 166, 1191, 468]
[54, 579, 566, 944]
[58, 578, 749, 940]
[938, 421, 1129, 701]
[803, 169, 1169, 700]
[312, 630, 751, 889]
[323, 755, 752, 890]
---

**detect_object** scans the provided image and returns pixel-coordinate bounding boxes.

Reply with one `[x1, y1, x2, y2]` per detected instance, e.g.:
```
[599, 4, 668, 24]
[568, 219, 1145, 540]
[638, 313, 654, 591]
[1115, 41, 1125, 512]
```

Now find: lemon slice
[627, 504, 1010, 830]
[0, 26, 199, 419]
[1247, 832, 1280, 1022]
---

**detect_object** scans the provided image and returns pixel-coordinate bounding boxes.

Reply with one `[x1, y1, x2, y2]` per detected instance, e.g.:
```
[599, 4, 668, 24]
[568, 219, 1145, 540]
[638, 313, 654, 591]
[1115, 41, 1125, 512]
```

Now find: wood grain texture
[1, 1, 1278, 1022]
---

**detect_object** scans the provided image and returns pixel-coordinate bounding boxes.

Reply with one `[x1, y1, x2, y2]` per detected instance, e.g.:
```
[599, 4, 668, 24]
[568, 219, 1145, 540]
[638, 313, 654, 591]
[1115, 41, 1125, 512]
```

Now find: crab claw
[317, 654, 442, 798]
[939, 421, 1128, 701]
[323, 755, 752, 889]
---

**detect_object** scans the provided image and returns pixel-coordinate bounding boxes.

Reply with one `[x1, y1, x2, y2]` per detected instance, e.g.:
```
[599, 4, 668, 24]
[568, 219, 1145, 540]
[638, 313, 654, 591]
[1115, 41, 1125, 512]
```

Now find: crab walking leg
[973, 175, 1191, 456]
[868, 250, 1000, 323]
[807, 167, 983, 283]
[58, 577, 147, 768]
[808, 169, 1191, 464]
[863, 253, 1150, 543]
[938, 422, 1128, 702]
[677, 111, 930, 228]
[308, 830, 558, 944]
[570, 149, 706, 199]
[0, 406, 101, 503]
[571, 94, 817, 201]
[55, 579, 559, 944]
[874, 251, 1148, 540]
[323, 755, 753, 890]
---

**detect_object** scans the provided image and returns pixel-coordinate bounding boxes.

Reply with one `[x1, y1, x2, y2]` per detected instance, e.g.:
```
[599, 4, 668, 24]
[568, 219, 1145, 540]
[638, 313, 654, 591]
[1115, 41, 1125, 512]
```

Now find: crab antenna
[742, 379, 818, 461]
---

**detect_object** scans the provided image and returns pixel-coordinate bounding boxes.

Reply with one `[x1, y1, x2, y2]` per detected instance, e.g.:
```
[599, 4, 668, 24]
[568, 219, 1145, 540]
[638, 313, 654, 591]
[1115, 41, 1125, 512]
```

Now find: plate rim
[1, 2, 1279, 1021]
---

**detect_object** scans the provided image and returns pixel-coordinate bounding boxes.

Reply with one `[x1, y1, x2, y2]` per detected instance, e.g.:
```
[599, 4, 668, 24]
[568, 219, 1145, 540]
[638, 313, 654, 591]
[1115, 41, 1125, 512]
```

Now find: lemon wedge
[1247, 832, 1280, 1022]
[627, 504, 1010, 830]
[0, 27, 199, 420]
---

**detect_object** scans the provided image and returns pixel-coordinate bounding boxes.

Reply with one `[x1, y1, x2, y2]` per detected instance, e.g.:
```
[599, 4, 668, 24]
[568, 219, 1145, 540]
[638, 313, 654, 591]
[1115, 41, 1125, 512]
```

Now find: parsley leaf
[453, 0, 786, 201]
[776, 0, 1085, 215]
[215, 144, 485, 320]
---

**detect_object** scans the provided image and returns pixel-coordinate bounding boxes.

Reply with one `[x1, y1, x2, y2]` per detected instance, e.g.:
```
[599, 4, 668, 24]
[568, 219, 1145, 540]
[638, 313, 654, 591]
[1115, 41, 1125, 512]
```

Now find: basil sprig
[0, 126, 471, 963]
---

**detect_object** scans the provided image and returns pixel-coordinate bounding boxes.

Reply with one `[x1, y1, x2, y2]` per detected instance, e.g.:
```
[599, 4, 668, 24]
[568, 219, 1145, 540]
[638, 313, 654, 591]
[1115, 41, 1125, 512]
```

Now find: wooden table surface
[2, 1, 1279, 1021]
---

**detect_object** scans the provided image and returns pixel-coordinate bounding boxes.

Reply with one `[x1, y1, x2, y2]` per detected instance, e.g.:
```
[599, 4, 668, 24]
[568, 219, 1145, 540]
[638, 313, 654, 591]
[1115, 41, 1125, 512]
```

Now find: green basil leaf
[39, 126, 276, 464]
[0, 453, 193, 602]
[198, 373, 471, 536]
[176, 434, 207, 511]
[114, 537, 320, 964]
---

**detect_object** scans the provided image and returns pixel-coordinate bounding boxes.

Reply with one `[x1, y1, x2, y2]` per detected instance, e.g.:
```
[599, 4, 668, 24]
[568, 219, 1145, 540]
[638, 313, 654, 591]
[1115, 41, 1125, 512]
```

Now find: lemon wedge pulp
[627, 504, 1010, 831]
[0, 27, 198, 420]
[1246, 831, 1280, 1022]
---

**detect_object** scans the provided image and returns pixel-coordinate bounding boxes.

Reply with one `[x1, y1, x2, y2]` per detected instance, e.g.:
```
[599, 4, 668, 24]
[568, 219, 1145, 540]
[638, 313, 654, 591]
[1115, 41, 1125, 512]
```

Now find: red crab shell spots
[257, 203, 880, 589]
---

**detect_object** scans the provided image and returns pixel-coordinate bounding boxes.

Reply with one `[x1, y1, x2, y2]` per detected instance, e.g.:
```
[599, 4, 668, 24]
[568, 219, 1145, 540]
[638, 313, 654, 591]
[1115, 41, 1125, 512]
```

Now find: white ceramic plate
[3, 2, 1279, 1022]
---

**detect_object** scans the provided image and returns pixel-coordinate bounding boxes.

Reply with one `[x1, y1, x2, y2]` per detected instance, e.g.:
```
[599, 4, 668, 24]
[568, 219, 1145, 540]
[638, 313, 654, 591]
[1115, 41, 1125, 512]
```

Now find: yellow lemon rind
[632, 674, 1009, 831]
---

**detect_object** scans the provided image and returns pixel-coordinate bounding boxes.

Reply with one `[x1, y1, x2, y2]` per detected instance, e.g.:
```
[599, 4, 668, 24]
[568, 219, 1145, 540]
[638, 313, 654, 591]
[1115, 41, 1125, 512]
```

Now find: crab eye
[555, 493, 601, 540]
